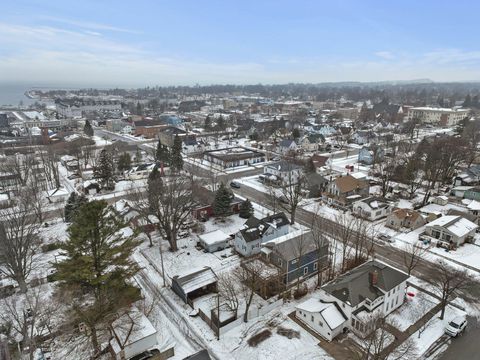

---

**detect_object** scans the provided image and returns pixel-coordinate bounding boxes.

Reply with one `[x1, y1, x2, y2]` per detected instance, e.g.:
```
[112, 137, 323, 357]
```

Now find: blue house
[261, 231, 329, 284]
[358, 146, 384, 165]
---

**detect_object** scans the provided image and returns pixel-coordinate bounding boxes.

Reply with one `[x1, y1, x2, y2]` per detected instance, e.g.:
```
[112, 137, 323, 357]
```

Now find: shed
[198, 230, 231, 252]
[46, 187, 70, 203]
[171, 267, 218, 306]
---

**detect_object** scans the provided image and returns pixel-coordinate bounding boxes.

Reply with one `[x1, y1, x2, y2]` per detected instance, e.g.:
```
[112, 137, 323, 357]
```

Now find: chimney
[369, 270, 378, 286]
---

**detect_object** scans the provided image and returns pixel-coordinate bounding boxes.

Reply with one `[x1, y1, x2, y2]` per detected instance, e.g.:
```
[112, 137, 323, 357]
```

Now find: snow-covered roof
[427, 215, 478, 237]
[174, 267, 217, 294]
[198, 230, 230, 246]
[297, 298, 346, 330]
[0, 193, 8, 201]
[467, 200, 480, 211]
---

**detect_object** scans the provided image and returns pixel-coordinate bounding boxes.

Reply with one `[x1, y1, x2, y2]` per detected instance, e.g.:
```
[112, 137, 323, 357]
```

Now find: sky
[1, 0, 480, 87]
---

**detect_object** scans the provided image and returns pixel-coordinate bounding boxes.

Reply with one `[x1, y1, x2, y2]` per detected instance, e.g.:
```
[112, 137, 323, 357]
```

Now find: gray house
[234, 212, 290, 257]
[261, 231, 329, 284]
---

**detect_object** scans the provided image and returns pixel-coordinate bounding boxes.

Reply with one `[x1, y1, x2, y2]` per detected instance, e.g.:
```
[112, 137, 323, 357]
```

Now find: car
[230, 181, 241, 189]
[67, 173, 81, 180]
[129, 349, 160, 360]
[377, 234, 394, 243]
[178, 230, 190, 238]
[445, 315, 467, 337]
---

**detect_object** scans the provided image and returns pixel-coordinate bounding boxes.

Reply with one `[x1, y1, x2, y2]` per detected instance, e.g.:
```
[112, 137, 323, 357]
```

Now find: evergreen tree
[464, 94, 472, 107]
[94, 149, 114, 189]
[55, 200, 141, 356]
[204, 115, 212, 131]
[239, 199, 254, 219]
[213, 183, 232, 218]
[170, 135, 183, 172]
[64, 192, 88, 223]
[155, 139, 170, 165]
[136, 102, 143, 115]
[216, 115, 225, 131]
[304, 157, 316, 174]
[83, 120, 94, 137]
[134, 147, 142, 163]
[117, 152, 132, 172]
[292, 128, 300, 140]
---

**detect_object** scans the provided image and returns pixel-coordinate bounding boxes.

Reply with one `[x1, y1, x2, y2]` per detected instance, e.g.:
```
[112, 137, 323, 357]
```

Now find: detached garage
[171, 267, 218, 307]
[198, 230, 231, 252]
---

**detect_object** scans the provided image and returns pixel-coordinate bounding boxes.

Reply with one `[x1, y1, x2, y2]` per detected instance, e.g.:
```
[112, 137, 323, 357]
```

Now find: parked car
[178, 230, 190, 239]
[445, 315, 467, 337]
[377, 234, 394, 243]
[230, 181, 241, 189]
[67, 173, 81, 180]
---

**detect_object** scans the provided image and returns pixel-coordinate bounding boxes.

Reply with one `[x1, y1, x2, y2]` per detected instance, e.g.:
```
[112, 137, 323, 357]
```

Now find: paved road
[232, 183, 480, 359]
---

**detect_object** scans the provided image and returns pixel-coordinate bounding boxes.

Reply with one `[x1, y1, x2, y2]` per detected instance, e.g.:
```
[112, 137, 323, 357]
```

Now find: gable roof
[240, 212, 289, 243]
[426, 215, 478, 237]
[279, 139, 296, 147]
[322, 260, 409, 307]
[263, 231, 323, 262]
[390, 208, 421, 222]
[334, 174, 368, 193]
[296, 298, 347, 330]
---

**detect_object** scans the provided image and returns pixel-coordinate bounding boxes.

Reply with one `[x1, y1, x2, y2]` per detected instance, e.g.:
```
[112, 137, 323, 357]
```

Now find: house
[304, 173, 328, 198]
[277, 139, 297, 154]
[198, 230, 231, 253]
[0, 193, 10, 208]
[261, 231, 329, 284]
[454, 165, 480, 186]
[424, 215, 478, 247]
[351, 130, 376, 145]
[297, 260, 409, 340]
[171, 267, 218, 307]
[45, 187, 70, 204]
[324, 174, 370, 207]
[385, 209, 425, 230]
[464, 187, 480, 201]
[233, 212, 290, 257]
[310, 154, 331, 173]
[352, 197, 391, 221]
[358, 146, 384, 165]
[263, 161, 303, 185]
[110, 310, 161, 360]
[295, 298, 348, 342]
[431, 195, 449, 206]
[203, 147, 265, 169]
[60, 155, 80, 172]
[300, 134, 324, 152]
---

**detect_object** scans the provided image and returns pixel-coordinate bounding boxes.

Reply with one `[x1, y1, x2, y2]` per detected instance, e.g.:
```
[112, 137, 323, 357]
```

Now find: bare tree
[236, 260, 264, 322]
[402, 242, 430, 276]
[278, 170, 304, 224]
[310, 214, 329, 287]
[148, 174, 197, 251]
[217, 272, 239, 315]
[429, 260, 473, 320]
[0, 192, 41, 293]
[333, 212, 355, 272]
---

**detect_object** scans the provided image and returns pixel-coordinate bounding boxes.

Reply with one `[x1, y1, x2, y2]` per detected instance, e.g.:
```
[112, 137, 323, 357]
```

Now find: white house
[45, 187, 70, 204]
[125, 163, 157, 180]
[263, 161, 303, 185]
[277, 139, 297, 154]
[198, 230, 231, 253]
[296, 260, 409, 340]
[424, 215, 478, 247]
[234, 213, 290, 257]
[295, 298, 347, 341]
[352, 197, 391, 221]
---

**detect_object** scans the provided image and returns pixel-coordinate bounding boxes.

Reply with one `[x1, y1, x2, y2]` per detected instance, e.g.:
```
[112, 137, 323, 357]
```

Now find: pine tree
[94, 149, 114, 189]
[304, 157, 316, 174]
[135, 147, 142, 163]
[55, 200, 141, 356]
[155, 139, 170, 165]
[83, 120, 94, 137]
[204, 115, 212, 131]
[464, 94, 472, 107]
[216, 115, 225, 131]
[213, 183, 232, 218]
[170, 135, 183, 172]
[64, 192, 88, 223]
[239, 199, 254, 219]
[117, 152, 132, 172]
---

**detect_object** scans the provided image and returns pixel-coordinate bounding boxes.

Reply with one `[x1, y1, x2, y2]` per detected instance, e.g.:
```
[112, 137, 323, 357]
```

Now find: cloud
[39, 15, 142, 34]
[374, 51, 395, 60]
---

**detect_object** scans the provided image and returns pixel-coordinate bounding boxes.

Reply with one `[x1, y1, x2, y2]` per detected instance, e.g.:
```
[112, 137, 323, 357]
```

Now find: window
[304, 267, 308, 275]
[311, 315, 314, 322]
[303, 313, 306, 318]
[319, 320, 323, 327]
[314, 262, 318, 271]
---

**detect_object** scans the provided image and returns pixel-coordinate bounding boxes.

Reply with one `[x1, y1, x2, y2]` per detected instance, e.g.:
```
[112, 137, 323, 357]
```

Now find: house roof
[334, 174, 368, 193]
[173, 267, 217, 294]
[199, 230, 230, 246]
[322, 260, 409, 307]
[355, 197, 390, 210]
[184, 350, 212, 360]
[263, 231, 322, 262]
[265, 160, 303, 172]
[390, 208, 421, 222]
[296, 298, 347, 330]
[311, 154, 329, 167]
[279, 139, 296, 147]
[240, 212, 289, 243]
[426, 215, 478, 238]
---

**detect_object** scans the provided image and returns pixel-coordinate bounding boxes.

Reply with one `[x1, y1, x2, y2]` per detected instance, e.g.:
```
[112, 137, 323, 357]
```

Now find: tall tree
[155, 139, 170, 165]
[94, 149, 115, 189]
[54, 200, 141, 357]
[147, 175, 196, 251]
[64, 192, 88, 223]
[213, 183, 232, 218]
[292, 128, 300, 140]
[239, 199, 254, 219]
[204, 115, 212, 131]
[170, 135, 183, 172]
[278, 170, 304, 224]
[117, 153, 132, 172]
[83, 120, 94, 137]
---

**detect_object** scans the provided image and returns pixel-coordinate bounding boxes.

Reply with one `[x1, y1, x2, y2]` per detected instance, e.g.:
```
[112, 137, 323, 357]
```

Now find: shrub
[247, 329, 272, 347]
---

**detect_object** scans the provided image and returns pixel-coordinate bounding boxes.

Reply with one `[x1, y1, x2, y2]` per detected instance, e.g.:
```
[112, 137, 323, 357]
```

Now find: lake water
[0, 83, 37, 107]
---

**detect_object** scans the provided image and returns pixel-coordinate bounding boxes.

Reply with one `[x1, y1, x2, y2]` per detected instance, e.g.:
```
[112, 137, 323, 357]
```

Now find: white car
[445, 316, 467, 337]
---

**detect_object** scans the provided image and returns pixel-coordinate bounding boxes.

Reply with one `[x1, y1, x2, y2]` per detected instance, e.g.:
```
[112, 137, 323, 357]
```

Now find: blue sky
[1, 0, 480, 87]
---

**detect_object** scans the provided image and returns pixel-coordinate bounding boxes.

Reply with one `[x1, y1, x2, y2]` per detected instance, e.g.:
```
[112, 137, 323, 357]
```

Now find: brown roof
[391, 208, 421, 221]
[311, 154, 329, 168]
[335, 175, 367, 193]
